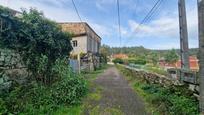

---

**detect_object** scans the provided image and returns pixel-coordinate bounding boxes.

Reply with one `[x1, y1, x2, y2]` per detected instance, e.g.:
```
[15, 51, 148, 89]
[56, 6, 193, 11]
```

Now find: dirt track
[89, 66, 147, 115]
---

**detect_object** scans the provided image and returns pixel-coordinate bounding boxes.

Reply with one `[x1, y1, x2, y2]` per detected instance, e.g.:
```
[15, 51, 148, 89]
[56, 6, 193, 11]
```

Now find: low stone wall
[124, 65, 174, 87]
[0, 49, 28, 93]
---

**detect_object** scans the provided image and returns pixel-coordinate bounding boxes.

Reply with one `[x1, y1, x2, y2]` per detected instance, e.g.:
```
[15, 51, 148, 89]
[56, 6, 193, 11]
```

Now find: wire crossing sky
[117, 0, 122, 52]
[0, 0, 199, 49]
[123, 0, 164, 45]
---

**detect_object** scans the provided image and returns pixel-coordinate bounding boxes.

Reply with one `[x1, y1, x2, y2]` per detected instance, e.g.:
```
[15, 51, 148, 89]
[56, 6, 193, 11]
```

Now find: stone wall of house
[0, 49, 28, 93]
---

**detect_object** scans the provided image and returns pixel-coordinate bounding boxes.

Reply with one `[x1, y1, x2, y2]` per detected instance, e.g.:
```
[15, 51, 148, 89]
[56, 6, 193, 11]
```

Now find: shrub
[127, 58, 146, 65]
[112, 58, 124, 64]
[0, 59, 87, 114]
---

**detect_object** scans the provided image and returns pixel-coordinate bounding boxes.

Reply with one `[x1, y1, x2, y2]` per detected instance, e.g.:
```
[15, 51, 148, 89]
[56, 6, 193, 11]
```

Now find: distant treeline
[101, 45, 198, 57]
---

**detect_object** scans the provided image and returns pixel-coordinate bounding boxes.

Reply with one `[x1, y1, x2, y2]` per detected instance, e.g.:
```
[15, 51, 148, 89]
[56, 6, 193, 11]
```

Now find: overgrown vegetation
[53, 64, 109, 115]
[117, 65, 199, 115]
[0, 59, 87, 114]
[0, 6, 87, 114]
[0, 7, 72, 85]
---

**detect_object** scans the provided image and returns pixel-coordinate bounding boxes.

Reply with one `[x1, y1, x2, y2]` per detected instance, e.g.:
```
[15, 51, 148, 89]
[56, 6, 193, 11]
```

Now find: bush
[0, 59, 87, 114]
[112, 58, 124, 64]
[141, 83, 199, 115]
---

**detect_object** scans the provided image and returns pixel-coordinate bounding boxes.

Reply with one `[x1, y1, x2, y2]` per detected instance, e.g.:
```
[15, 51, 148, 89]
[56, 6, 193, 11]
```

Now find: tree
[148, 52, 159, 66]
[100, 44, 110, 63]
[0, 8, 73, 85]
[164, 49, 179, 64]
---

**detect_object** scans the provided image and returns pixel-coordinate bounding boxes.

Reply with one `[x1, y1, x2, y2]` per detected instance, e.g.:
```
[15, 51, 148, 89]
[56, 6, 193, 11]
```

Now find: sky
[0, 0, 199, 49]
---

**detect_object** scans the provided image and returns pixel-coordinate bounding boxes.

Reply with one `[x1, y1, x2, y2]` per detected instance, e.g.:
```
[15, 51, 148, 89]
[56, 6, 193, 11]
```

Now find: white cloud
[0, 0, 114, 38]
[88, 22, 113, 37]
[127, 6, 198, 40]
[153, 44, 179, 50]
[0, 0, 80, 22]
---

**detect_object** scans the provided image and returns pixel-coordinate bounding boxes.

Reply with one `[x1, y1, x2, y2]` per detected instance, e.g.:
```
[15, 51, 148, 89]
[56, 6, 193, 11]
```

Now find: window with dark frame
[72, 40, 78, 47]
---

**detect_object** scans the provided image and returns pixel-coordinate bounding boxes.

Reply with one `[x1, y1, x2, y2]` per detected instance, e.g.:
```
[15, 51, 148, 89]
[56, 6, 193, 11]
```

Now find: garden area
[0, 6, 87, 114]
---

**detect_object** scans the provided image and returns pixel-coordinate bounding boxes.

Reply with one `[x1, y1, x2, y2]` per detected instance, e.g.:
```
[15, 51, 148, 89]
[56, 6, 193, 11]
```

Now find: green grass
[88, 87, 102, 101]
[54, 106, 83, 115]
[144, 65, 168, 76]
[83, 64, 109, 81]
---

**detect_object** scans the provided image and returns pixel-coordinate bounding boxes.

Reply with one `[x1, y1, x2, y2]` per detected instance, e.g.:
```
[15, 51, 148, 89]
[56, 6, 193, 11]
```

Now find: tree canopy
[164, 49, 179, 64]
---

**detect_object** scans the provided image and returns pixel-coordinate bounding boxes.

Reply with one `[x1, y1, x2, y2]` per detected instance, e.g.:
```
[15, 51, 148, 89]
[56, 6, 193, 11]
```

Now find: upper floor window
[72, 40, 78, 47]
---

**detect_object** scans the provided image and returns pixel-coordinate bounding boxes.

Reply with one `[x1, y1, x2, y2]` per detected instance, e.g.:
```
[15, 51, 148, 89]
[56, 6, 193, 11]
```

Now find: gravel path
[92, 66, 147, 115]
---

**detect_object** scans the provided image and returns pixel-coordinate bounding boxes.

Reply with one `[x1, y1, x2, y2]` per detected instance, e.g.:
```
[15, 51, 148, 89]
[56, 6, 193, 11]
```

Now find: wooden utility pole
[198, 0, 204, 113]
[178, 0, 190, 70]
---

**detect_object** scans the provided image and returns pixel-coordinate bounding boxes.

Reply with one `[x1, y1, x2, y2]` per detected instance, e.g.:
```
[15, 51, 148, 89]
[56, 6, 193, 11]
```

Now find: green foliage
[144, 65, 168, 75]
[164, 49, 179, 64]
[127, 58, 147, 65]
[112, 58, 124, 64]
[0, 7, 72, 85]
[111, 46, 150, 57]
[149, 52, 159, 65]
[0, 59, 87, 114]
[139, 84, 199, 115]
[54, 106, 83, 115]
[100, 45, 110, 63]
[106, 46, 198, 57]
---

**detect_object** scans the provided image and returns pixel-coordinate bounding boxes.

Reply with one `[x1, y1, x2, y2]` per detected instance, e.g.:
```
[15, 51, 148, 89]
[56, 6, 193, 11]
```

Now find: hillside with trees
[101, 45, 198, 57]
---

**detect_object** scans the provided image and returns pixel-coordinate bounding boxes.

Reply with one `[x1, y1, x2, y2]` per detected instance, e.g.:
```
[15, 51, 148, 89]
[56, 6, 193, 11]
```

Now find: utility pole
[178, 0, 190, 70]
[198, 0, 204, 113]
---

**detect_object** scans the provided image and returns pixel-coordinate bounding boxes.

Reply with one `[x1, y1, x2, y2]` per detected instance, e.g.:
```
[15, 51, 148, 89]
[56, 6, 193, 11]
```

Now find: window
[72, 40, 78, 47]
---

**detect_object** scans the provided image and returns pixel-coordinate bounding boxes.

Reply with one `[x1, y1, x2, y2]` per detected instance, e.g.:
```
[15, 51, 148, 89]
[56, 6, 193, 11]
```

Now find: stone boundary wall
[123, 65, 174, 87]
[0, 49, 28, 93]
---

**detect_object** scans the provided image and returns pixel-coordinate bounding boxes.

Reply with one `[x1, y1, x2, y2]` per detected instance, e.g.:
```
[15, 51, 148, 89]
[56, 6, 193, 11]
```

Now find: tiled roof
[113, 54, 128, 59]
[58, 22, 101, 42]
[59, 22, 86, 37]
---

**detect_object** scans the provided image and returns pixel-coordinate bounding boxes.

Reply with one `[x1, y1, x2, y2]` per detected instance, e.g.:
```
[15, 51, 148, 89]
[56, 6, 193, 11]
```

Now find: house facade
[59, 22, 101, 55]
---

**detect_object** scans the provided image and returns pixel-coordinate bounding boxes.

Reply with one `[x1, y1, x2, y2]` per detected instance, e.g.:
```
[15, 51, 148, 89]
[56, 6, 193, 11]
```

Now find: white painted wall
[72, 35, 100, 54]
[71, 36, 87, 54]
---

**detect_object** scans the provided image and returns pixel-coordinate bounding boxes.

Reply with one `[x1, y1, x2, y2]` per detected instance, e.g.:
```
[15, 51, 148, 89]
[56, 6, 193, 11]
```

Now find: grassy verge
[54, 64, 109, 115]
[116, 65, 199, 115]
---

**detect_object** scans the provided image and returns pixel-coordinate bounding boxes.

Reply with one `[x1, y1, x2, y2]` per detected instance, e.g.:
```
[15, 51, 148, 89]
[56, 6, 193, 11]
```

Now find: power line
[117, 0, 122, 52]
[71, 0, 83, 22]
[123, 0, 164, 46]
[142, 0, 163, 25]
[134, 0, 163, 33]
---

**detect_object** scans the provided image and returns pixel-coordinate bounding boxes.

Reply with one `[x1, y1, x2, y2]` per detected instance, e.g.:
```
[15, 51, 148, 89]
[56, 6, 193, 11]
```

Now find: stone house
[59, 22, 101, 55]
[59, 22, 102, 71]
